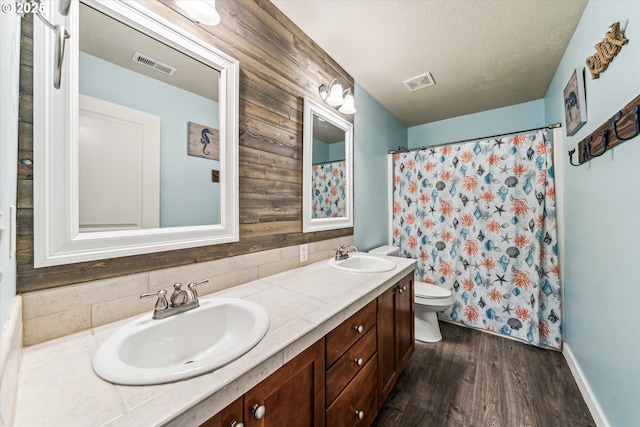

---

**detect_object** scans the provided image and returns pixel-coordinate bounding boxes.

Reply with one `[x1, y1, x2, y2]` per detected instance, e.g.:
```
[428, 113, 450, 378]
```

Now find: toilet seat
[415, 281, 451, 299]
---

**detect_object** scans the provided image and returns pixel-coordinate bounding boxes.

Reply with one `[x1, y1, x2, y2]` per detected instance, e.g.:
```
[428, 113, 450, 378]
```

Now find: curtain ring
[610, 105, 640, 141]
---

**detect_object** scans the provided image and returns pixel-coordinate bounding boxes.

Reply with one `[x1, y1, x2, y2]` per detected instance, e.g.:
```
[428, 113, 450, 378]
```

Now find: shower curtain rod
[389, 123, 562, 154]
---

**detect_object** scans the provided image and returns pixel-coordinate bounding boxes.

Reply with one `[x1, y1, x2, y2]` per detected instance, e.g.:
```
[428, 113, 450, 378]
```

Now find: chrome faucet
[333, 244, 358, 260]
[140, 279, 208, 319]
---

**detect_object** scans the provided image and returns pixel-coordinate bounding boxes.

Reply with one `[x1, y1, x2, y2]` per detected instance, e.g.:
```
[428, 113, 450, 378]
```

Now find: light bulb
[326, 82, 344, 106]
[172, 0, 220, 26]
[338, 92, 356, 114]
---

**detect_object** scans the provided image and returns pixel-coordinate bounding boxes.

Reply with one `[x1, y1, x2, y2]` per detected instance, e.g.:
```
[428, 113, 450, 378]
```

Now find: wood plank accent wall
[16, 0, 353, 293]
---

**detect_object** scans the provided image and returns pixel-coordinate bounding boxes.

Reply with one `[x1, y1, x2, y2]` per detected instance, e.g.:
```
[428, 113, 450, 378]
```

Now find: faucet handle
[187, 279, 209, 299]
[140, 289, 168, 311]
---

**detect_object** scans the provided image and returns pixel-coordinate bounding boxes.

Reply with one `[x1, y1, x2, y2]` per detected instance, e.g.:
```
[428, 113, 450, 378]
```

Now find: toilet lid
[415, 281, 452, 298]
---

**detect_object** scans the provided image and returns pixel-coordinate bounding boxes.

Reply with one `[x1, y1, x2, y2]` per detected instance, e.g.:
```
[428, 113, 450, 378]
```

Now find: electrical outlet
[300, 244, 308, 263]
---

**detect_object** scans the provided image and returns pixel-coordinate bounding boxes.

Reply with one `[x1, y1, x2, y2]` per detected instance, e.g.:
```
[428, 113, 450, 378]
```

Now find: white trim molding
[563, 343, 610, 427]
[33, 1, 239, 267]
[302, 96, 354, 233]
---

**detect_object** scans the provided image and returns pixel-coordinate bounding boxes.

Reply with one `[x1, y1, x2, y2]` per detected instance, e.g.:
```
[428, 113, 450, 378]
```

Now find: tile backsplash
[22, 236, 353, 346]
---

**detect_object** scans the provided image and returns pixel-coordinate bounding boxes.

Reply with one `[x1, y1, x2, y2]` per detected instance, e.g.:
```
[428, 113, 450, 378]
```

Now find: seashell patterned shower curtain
[312, 160, 347, 218]
[392, 130, 562, 349]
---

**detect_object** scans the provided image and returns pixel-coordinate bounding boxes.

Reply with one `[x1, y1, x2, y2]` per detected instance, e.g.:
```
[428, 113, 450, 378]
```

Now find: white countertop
[14, 255, 416, 427]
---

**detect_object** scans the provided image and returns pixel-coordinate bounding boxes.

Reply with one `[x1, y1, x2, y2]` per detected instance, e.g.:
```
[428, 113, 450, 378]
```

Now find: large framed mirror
[302, 97, 353, 232]
[33, 0, 239, 267]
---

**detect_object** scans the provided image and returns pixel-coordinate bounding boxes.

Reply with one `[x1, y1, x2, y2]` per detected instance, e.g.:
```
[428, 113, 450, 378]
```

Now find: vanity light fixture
[163, 0, 221, 26]
[319, 78, 356, 115]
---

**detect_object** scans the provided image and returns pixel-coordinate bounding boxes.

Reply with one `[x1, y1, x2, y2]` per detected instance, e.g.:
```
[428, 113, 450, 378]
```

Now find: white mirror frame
[302, 97, 353, 233]
[33, 0, 239, 267]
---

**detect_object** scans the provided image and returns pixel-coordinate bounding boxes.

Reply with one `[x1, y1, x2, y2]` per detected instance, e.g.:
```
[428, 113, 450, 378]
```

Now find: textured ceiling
[272, 0, 588, 127]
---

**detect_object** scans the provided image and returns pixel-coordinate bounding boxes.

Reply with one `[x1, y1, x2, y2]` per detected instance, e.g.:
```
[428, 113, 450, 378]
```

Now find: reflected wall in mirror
[303, 97, 353, 232]
[33, 0, 239, 267]
[78, 3, 222, 231]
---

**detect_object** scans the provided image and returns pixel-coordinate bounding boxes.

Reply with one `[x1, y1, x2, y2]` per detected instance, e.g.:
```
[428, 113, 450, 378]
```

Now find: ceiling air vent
[403, 72, 435, 92]
[131, 52, 177, 76]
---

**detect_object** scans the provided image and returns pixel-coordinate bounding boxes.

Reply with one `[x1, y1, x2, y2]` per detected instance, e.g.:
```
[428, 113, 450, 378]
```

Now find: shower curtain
[312, 160, 347, 218]
[392, 130, 561, 349]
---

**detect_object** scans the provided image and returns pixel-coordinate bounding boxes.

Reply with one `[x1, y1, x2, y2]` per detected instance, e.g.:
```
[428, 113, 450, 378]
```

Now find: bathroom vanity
[201, 271, 414, 427]
[14, 256, 416, 426]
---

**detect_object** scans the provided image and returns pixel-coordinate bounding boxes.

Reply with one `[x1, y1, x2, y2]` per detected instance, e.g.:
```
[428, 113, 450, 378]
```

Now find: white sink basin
[328, 253, 396, 273]
[92, 297, 269, 385]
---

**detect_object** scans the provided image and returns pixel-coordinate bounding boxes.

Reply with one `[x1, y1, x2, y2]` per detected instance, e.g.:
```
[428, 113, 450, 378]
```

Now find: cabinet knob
[354, 325, 363, 333]
[229, 422, 244, 427]
[355, 410, 364, 420]
[402, 285, 407, 292]
[251, 404, 266, 420]
[355, 357, 363, 366]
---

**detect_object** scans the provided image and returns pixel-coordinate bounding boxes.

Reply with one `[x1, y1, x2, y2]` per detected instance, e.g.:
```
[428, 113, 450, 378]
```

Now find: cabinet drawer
[326, 300, 376, 367]
[326, 326, 376, 405]
[326, 354, 378, 427]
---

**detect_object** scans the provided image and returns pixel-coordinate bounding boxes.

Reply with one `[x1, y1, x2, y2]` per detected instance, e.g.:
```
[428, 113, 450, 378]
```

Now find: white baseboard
[563, 343, 609, 427]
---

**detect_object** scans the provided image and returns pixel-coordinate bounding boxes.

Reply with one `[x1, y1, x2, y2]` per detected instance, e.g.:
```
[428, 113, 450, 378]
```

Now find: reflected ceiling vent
[131, 52, 177, 76]
[403, 72, 435, 92]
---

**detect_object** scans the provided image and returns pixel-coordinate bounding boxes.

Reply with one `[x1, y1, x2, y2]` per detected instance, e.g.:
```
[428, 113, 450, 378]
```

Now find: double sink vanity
[21, 2, 415, 424]
[15, 254, 416, 426]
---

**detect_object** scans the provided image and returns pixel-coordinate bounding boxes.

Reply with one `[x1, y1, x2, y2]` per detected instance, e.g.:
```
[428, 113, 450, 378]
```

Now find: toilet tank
[368, 245, 400, 256]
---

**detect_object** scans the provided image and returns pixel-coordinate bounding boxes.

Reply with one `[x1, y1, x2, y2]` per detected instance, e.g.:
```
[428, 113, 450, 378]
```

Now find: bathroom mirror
[302, 97, 353, 232]
[33, 0, 239, 267]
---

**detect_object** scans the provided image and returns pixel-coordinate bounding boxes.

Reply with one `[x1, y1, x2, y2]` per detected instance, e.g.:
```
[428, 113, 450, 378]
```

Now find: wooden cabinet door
[244, 339, 325, 427]
[376, 284, 397, 406]
[200, 396, 244, 427]
[377, 272, 415, 407]
[395, 272, 415, 371]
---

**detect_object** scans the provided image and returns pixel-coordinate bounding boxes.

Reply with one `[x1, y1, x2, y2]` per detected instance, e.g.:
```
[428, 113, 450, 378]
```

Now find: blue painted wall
[79, 53, 221, 227]
[353, 83, 407, 251]
[408, 99, 546, 148]
[544, 2, 640, 425]
[312, 139, 345, 164]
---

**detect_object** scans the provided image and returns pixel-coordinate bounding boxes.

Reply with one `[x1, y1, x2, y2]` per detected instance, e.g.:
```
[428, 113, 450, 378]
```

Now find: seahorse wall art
[585, 22, 629, 79]
[188, 121, 220, 161]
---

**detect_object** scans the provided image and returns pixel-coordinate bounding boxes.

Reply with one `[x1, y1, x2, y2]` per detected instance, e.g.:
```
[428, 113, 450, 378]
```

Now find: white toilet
[369, 246, 455, 343]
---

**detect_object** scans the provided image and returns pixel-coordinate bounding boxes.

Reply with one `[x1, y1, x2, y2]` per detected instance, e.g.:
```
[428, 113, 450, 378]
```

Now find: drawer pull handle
[229, 422, 244, 427]
[354, 325, 363, 333]
[356, 410, 364, 420]
[355, 357, 363, 366]
[402, 285, 407, 292]
[251, 404, 266, 420]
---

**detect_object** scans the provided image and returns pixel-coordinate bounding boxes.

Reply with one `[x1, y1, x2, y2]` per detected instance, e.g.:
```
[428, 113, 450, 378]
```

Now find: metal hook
[568, 149, 581, 166]
[59, 0, 71, 16]
[53, 24, 71, 89]
[584, 129, 609, 158]
[33, 2, 71, 90]
[610, 105, 640, 141]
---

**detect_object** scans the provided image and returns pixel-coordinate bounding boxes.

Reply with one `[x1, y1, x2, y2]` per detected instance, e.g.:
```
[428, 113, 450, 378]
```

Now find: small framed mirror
[302, 97, 353, 232]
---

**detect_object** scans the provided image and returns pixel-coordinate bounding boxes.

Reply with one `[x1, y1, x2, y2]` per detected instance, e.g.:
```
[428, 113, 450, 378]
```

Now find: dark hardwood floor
[373, 322, 595, 427]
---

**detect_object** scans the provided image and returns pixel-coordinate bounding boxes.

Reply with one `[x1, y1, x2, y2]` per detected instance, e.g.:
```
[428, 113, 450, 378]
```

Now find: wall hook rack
[568, 94, 640, 166]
